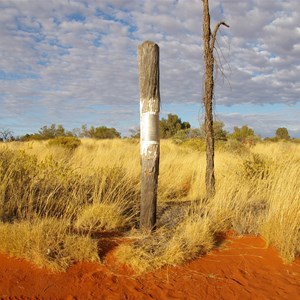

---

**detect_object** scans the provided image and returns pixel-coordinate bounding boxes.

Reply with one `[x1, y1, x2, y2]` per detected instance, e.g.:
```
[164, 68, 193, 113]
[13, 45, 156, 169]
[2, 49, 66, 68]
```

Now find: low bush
[48, 136, 81, 150]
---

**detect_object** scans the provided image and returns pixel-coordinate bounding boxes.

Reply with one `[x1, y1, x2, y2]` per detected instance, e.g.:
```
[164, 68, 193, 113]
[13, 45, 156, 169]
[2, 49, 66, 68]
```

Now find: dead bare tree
[202, 0, 229, 197]
[0, 128, 14, 142]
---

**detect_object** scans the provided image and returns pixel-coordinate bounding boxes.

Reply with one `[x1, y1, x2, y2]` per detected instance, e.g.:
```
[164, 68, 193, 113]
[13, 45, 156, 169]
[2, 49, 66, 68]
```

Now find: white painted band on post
[141, 112, 159, 142]
[140, 141, 159, 157]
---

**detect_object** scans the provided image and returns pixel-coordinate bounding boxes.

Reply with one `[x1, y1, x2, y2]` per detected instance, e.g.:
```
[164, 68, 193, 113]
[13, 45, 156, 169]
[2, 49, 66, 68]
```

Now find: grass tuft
[75, 201, 131, 233]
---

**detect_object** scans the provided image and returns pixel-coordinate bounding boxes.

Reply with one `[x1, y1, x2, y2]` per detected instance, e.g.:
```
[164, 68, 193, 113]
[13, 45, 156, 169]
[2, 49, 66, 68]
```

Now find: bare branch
[0, 128, 14, 142]
[210, 21, 229, 50]
[214, 39, 232, 90]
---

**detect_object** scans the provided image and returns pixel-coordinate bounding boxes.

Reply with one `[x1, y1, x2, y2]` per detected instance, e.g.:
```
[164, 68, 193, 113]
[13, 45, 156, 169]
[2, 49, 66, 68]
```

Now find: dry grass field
[0, 138, 299, 273]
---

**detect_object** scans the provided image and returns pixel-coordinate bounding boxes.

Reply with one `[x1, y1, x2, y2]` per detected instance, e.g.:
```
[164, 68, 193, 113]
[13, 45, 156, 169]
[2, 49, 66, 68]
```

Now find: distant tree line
[0, 114, 297, 143]
[17, 124, 121, 141]
[158, 114, 295, 143]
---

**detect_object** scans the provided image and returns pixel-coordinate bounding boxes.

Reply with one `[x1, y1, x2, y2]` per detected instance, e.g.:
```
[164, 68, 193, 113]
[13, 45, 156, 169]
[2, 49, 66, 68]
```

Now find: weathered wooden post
[138, 41, 160, 231]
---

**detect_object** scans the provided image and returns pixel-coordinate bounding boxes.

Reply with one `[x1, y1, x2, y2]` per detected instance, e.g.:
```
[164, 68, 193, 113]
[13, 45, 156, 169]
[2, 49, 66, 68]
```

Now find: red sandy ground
[1, 232, 300, 300]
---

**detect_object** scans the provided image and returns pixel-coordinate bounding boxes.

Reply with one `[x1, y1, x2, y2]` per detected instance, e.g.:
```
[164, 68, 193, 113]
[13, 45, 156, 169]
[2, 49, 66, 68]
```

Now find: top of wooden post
[138, 41, 160, 114]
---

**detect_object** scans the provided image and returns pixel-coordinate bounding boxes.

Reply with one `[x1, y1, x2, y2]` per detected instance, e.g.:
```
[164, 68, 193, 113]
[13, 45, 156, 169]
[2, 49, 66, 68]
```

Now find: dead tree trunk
[202, 0, 229, 197]
[138, 41, 160, 232]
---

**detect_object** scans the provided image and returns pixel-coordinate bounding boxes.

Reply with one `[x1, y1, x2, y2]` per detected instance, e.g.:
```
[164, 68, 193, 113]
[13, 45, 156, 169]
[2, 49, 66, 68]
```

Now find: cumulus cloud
[0, 0, 299, 136]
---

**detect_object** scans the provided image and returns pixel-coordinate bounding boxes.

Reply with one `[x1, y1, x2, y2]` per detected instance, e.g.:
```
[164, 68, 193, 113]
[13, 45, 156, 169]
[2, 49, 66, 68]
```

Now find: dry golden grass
[75, 201, 132, 233]
[209, 142, 300, 263]
[0, 140, 139, 270]
[115, 212, 214, 273]
[0, 217, 99, 271]
[116, 140, 300, 271]
[0, 139, 299, 271]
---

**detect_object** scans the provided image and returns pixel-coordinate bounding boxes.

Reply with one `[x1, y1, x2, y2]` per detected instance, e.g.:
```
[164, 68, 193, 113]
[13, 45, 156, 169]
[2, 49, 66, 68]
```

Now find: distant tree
[89, 126, 121, 139]
[275, 127, 290, 140]
[65, 130, 75, 137]
[229, 125, 255, 142]
[201, 121, 228, 141]
[70, 128, 82, 138]
[20, 124, 70, 141]
[56, 124, 66, 137]
[129, 127, 140, 139]
[80, 124, 90, 138]
[160, 114, 191, 138]
[38, 124, 67, 139]
[38, 124, 56, 139]
[214, 121, 228, 141]
[0, 128, 14, 142]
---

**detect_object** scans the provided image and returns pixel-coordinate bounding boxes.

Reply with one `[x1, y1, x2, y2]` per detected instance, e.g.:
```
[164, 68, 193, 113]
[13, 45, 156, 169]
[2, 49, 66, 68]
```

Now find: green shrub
[48, 136, 81, 150]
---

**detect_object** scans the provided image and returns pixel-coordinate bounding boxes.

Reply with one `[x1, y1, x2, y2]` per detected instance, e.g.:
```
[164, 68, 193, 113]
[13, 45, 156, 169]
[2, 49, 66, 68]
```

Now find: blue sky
[0, 0, 299, 138]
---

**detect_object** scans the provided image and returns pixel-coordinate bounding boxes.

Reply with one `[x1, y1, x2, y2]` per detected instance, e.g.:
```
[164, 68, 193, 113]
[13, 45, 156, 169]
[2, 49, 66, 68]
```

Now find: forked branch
[210, 21, 229, 50]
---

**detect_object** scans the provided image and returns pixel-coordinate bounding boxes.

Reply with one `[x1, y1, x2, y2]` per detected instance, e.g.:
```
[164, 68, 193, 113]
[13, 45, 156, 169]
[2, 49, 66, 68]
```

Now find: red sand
[1, 233, 300, 300]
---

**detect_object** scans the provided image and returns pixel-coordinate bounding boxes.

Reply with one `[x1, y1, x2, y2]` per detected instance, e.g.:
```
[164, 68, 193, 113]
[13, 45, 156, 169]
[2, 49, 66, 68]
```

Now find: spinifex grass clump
[75, 202, 129, 233]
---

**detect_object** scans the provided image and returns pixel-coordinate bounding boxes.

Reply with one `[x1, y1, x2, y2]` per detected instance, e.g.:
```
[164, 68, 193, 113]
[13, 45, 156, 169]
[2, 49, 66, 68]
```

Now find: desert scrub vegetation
[48, 136, 81, 151]
[0, 139, 299, 271]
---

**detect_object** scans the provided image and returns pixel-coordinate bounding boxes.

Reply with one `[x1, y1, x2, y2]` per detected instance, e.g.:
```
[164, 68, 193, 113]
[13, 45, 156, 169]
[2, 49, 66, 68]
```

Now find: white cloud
[0, 0, 299, 136]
